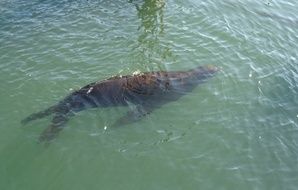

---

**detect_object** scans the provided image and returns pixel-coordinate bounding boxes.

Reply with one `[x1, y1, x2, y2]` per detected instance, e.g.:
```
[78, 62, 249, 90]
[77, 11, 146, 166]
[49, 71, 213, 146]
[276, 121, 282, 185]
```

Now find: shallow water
[1, 0, 298, 189]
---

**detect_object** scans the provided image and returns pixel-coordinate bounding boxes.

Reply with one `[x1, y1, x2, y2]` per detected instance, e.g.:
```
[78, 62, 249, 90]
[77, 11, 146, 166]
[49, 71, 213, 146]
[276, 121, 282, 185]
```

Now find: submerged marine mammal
[22, 65, 218, 142]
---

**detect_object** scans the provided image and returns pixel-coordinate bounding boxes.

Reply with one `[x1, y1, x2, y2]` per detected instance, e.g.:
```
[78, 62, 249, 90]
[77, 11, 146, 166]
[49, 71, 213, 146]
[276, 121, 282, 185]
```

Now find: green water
[1, 0, 298, 189]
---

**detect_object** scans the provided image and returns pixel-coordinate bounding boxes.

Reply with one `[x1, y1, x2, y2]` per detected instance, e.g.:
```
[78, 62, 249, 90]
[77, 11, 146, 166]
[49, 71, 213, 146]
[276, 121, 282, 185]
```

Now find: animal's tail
[21, 101, 72, 143]
[21, 105, 58, 125]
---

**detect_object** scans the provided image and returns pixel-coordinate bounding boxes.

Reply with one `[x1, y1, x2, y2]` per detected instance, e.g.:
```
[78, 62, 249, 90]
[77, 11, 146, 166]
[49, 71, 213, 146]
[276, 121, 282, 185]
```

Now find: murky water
[1, 0, 298, 189]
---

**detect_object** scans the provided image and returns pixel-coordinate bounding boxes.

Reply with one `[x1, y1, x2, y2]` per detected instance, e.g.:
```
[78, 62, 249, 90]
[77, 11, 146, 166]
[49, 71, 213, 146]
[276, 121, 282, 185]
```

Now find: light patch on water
[132, 70, 141, 75]
[249, 71, 252, 78]
[89, 133, 100, 137]
[182, 26, 189, 30]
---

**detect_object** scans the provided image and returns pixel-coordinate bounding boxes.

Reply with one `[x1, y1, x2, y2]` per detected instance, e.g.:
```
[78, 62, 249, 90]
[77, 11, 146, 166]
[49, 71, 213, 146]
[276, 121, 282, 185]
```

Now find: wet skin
[21, 65, 219, 143]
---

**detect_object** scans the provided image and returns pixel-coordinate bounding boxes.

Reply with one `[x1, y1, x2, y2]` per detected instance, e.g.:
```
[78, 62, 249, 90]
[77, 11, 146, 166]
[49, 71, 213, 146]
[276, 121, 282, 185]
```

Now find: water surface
[1, 0, 298, 189]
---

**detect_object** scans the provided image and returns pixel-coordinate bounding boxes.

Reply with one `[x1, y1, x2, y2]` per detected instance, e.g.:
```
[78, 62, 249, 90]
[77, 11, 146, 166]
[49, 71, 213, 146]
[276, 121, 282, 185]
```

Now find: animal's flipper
[21, 105, 57, 125]
[38, 113, 70, 143]
[111, 104, 155, 128]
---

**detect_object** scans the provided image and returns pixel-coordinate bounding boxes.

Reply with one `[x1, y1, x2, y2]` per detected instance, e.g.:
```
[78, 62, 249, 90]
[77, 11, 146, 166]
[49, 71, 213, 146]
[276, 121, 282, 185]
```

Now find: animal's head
[202, 65, 220, 74]
[193, 65, 220, 79]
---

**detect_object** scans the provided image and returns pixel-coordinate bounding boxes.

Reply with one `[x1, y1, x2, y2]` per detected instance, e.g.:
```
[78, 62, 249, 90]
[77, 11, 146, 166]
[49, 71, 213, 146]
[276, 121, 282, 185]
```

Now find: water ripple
[1, 0, 298, 189]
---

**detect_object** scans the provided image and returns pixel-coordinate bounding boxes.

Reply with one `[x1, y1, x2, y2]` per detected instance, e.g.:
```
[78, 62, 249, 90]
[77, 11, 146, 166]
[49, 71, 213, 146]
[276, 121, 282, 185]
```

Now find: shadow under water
[130, 0, 172, 70]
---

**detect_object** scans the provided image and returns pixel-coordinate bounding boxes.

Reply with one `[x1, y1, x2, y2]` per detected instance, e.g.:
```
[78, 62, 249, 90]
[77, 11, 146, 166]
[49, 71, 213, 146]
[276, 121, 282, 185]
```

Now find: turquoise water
[1, 0, 298, 189]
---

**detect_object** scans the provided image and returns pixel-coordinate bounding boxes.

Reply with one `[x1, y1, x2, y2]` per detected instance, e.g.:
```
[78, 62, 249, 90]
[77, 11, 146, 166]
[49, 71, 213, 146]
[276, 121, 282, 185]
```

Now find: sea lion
[21, 65, 219, 142]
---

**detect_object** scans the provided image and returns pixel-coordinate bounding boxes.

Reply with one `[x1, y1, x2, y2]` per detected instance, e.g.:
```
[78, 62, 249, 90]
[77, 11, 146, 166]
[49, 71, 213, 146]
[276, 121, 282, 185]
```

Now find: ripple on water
[1, 0, 298, 189]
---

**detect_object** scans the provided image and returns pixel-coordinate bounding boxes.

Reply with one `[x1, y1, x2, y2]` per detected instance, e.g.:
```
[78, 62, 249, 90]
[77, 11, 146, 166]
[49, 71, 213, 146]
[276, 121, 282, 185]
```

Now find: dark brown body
[22, 65, 218, 142]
